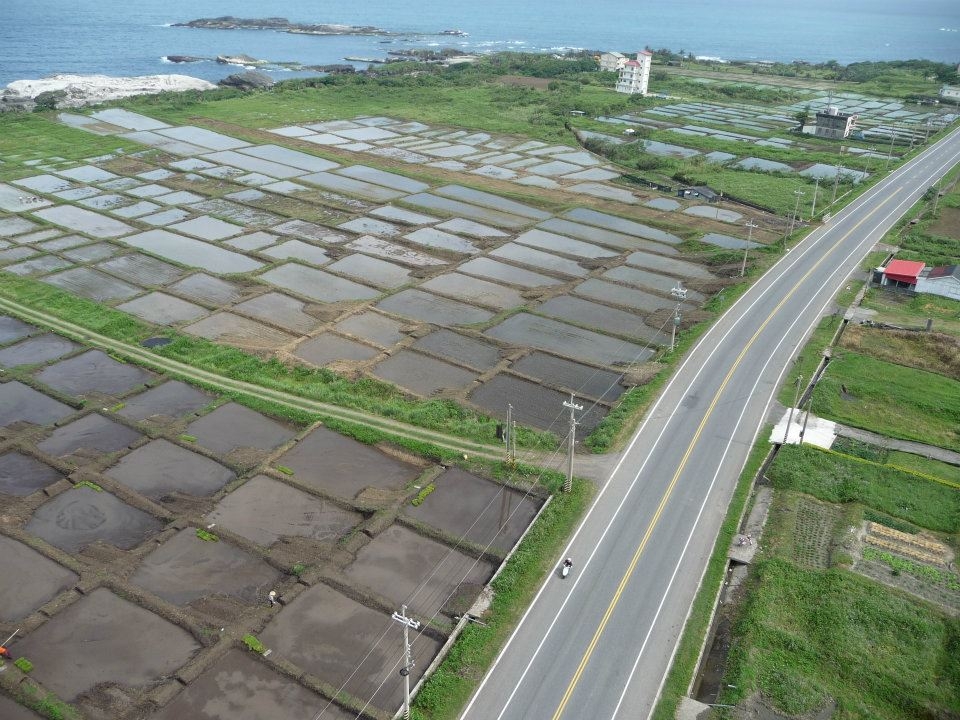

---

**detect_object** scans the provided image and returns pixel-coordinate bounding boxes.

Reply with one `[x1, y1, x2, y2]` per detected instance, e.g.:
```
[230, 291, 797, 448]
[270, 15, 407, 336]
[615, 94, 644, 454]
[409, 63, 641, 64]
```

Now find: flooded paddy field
[0, 333, 78, 368]
[37, 413, 142, 460]
[272, 425, 421, 501]
[105, 439, 235, 499]
[0, 451, 63, 496]
[183, 312, 298, 349]
[35, 349, 154, 397]
[44, 266, 142, 302]
[469, 373, 606, 434]
[344, 524, 496, 618]
[206, 474, 362, 546]
[486, 313, 654, 367]
[232, 292, 320, 335]
[0, 99, 763, 712]
[0, 109, 743, 420]
[185, 403, 296, 458]
[260, 583, 442, 714]
[511, 352, 625, 403]
[0, 535, 78, 622]
[0, 380, 73, 427]
[293, 332, 380, 366]
[131, 527, 281, 606]
[0, 310, 536, 719]
[327, 252, 412, 288]
[372, 349, 478, 396]
[117, 291, 209, 325]
[404, 467, 542, 553]
[115, 380, 211, 422]
[15, 588, 199, 701]
[412, 328, 502, 371]
[26, 485, 163, 552]
[151, 649, 355, 720]
[335, 311, 408, 346]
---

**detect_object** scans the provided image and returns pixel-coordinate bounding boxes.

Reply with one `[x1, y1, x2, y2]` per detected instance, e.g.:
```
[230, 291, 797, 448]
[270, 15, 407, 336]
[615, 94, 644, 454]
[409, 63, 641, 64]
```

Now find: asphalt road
[460, 125, 960, 720]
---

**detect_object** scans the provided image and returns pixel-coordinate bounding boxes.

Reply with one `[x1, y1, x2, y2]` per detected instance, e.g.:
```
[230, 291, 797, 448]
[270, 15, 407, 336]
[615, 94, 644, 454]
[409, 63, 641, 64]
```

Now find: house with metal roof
[879, 259, 925, 289]
[599, 52, 627, 72]
[915, 265, 960, 301]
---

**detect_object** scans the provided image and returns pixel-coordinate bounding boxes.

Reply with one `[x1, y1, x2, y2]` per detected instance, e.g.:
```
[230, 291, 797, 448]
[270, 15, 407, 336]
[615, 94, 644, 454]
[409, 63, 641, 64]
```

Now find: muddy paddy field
[0, 109, 779, 439]
[0, 314, 546, 719]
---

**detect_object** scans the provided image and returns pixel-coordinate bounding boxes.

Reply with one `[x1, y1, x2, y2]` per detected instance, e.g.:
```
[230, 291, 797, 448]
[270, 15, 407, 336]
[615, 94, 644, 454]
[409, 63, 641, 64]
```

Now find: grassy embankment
[0, 274, 557, 450]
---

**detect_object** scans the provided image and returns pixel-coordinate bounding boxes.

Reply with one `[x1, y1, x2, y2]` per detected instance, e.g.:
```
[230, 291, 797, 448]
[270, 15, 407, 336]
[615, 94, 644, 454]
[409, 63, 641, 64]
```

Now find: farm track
[0, 294, 513, 463]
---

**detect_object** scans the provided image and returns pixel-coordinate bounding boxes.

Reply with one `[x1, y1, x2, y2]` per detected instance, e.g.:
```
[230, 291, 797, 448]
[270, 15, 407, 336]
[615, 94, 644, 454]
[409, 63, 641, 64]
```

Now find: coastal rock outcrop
[175, 16, 391, 36]
[164, 55, 205, 63]
[216, 54, 268, 67]
[218, 70, 275, 91]
[2, 74, 216, 110]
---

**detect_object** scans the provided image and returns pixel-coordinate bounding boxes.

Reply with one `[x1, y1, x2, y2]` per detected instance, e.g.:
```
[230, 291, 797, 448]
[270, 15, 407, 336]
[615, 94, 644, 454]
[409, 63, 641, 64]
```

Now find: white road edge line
[462, 124, 960, 720]
[628, 137, 960, 720]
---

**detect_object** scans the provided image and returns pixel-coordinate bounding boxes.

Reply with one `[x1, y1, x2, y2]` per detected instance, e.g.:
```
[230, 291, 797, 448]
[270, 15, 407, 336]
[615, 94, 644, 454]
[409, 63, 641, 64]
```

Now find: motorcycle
[561, 558, 573, 579]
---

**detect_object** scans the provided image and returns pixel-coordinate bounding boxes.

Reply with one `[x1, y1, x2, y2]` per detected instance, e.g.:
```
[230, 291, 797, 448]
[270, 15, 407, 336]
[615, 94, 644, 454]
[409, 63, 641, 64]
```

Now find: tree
[794, 105, 811, 131]
[32, 90, 65, 112]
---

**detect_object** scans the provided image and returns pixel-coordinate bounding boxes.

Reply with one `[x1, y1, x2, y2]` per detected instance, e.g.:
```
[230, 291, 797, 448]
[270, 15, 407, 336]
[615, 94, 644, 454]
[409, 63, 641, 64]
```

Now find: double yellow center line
[550, 197, 889, 720]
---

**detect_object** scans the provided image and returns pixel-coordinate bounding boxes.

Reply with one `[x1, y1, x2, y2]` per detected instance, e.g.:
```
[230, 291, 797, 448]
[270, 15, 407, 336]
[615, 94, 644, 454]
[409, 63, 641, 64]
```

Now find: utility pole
[799, 392, 814, 446]
[790, 189, 805, 231]
[810, 177, 820, 219]
[505, 404, 513, 464]
[669, 281, 687, 350]
[562, 394, 582, 493]
[885, 125, 897, 171]
[832, 146, 844, 204]
[392, 605, 420, 720]
[783, 374, 803, 445]
[740, 221, 758, 277]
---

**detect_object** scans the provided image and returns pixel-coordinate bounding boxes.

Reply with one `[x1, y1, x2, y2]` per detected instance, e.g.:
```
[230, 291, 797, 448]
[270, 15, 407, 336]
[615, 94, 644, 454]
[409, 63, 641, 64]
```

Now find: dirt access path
[0, 295, 616, 474]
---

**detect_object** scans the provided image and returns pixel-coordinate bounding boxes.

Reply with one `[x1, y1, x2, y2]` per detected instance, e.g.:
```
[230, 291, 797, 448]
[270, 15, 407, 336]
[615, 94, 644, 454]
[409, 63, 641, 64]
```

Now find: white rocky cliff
[1, 74, 216, 110]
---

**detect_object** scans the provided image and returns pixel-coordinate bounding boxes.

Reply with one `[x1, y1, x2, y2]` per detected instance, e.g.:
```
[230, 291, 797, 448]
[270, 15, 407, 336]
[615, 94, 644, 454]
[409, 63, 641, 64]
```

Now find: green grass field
[813, 350, 960, 452]
[723, 558, 960, 719]
[831, 437, 960, 488]
[768, 444, 960, 532]
[0, 114, 137, 182]
[839, 324, 960, 380]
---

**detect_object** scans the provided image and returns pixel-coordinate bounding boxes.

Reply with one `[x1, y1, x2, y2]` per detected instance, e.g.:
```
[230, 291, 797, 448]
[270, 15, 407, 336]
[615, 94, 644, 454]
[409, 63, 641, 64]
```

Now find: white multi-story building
[940, 85, 960, 104]
[599, 51, 627, 72]
[814, 106, 857, 139]
[615, 51, 652, 95]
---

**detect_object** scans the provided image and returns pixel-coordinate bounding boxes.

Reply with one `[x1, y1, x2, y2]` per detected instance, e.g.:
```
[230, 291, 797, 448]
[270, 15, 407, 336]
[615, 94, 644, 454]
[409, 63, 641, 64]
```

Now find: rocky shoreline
[173, 16, 392, 36]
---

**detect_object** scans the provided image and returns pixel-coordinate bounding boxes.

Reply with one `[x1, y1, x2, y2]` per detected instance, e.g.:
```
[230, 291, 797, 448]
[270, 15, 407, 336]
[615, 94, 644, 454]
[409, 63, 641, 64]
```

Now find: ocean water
[1, 0, 958, 86]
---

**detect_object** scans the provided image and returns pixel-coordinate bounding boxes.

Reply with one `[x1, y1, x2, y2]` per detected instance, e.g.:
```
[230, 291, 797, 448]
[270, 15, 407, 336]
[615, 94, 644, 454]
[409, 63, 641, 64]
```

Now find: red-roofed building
[880, 259, 925, 288]
[616, 51, 652, 95]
